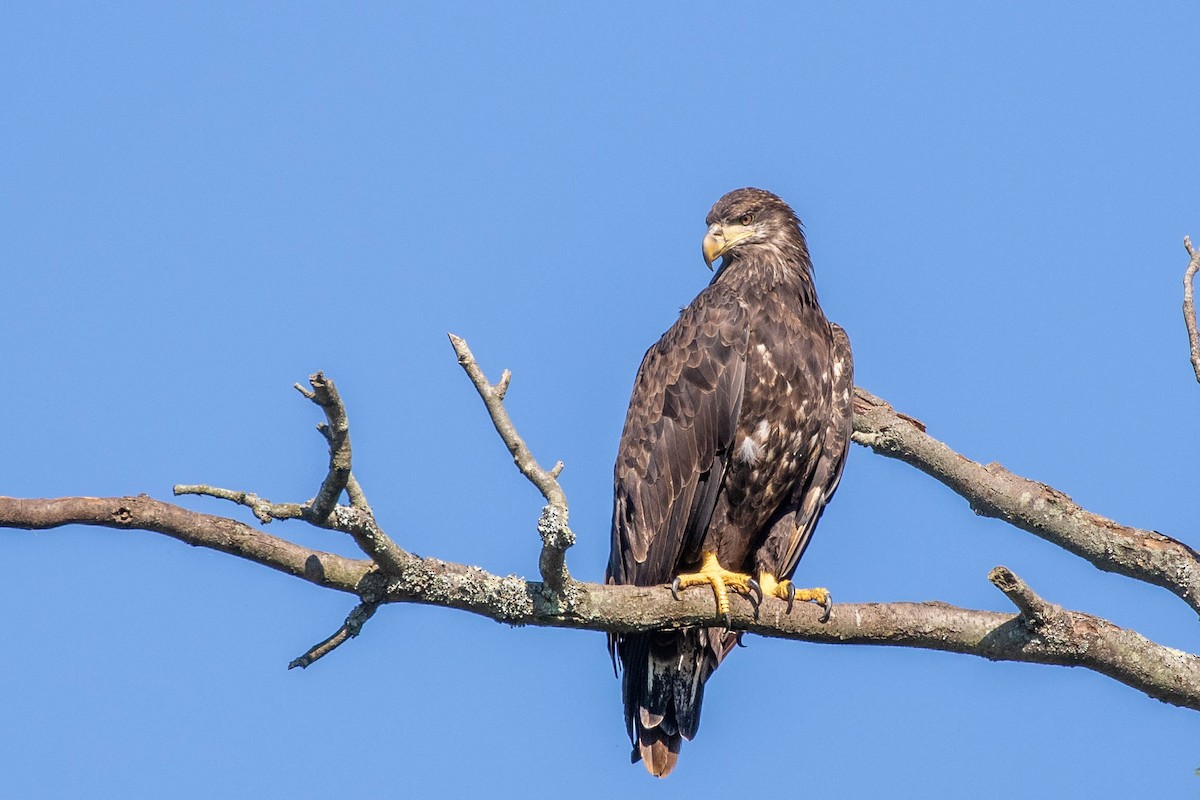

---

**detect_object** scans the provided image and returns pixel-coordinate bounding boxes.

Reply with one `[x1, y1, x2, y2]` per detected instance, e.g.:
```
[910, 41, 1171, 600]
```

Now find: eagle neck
[711, 254, 818, 308]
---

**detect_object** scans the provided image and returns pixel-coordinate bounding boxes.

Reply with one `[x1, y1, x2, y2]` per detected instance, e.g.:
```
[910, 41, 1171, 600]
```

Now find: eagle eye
[739, 213, 754, 226]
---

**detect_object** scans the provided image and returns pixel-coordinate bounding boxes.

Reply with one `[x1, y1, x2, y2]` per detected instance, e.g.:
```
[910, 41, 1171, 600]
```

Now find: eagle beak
[702, 223, 754, 270]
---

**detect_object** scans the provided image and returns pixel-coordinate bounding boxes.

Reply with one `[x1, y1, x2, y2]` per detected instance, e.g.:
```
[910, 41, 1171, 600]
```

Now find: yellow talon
[670, 551, 757, 624]
[758, 573, 832, 621]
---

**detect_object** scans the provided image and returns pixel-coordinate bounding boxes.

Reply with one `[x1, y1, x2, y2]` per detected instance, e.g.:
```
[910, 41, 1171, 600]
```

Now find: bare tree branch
[851, 387, 1200, 615]
[2, 492, 1196, 709]
[1184, 235, 1200, 383]
[0, 494, 372, 593]
[448, 333, 575, 592]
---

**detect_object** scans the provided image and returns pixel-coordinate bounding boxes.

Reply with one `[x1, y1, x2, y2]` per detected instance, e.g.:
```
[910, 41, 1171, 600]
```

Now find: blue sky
[3, 3, 1199, 797]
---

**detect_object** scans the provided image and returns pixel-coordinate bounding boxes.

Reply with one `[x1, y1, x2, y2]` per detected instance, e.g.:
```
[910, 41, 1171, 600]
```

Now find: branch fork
[175, 371, 415, 666]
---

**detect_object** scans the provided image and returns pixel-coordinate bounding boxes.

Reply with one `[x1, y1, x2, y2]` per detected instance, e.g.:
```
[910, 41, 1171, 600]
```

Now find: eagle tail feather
[636, 726, 681, 778]
[620, 629, 717, 778]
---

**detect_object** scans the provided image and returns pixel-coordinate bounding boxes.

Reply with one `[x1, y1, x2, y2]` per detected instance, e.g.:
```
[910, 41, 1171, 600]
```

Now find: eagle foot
[758, 574, 832, 623]
[670, 551, 758, 628]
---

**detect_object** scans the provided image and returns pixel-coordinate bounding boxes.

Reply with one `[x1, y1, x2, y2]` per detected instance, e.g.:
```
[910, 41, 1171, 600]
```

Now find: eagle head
[702, 187, 809, 271]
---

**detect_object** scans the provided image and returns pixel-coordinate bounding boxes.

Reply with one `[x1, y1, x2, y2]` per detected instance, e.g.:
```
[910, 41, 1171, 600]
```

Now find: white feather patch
[738, 436, 761, 465]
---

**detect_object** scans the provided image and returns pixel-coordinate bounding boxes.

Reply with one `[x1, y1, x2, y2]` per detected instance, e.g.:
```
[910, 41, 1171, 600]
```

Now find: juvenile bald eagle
[607, 188, 853, 777]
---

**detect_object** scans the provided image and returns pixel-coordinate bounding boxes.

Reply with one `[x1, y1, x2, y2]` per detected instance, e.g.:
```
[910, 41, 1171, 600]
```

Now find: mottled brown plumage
[607, 188, 853, 777]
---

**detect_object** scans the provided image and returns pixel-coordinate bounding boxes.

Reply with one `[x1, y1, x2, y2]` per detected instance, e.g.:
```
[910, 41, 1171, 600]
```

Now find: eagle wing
[773, 321, 855, 579]
[607, 283, 750, 588]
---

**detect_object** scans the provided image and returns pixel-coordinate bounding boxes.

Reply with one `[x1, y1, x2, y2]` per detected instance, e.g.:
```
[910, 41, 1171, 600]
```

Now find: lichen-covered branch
[1, 492, 1196, 709]
[851, 387, 1200, 615]
[448, 333, 574, 591]
[1183, 235, 1200, 383]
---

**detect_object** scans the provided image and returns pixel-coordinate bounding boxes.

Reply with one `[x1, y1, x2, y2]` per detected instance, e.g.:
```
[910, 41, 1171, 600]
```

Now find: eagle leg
[758, 573, 832, 622]
[670, 551, 758, 627]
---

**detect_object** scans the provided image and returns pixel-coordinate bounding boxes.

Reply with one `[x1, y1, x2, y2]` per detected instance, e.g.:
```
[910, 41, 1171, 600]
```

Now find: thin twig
[172, 483, 400, 574]
[288, 601, 379, 669]
[447, 334, 566, 507]
[447, 333, 574, 591]
[1183, 236, 1200, 383]
[174, 484, 305, 523]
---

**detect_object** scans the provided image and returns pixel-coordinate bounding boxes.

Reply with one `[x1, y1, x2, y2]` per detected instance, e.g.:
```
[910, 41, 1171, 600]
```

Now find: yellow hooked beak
[702, 222, 755, 270]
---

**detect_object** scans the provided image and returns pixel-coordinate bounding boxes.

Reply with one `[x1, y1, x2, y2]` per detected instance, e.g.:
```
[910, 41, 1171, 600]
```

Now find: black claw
[747, 578, 763, 620]
[785, 582, 796, 614]
[819, 596, 832, 624]
[735, 631, 748, 648]
[670, 577, 682, 601]
[747, 578, 763, 606]
[723, 611, 733, 630]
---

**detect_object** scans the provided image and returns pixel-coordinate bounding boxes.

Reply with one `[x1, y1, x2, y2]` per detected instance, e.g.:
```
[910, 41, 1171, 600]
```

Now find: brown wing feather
[607, 283, 749, 588]
[770, 321, 854, 579]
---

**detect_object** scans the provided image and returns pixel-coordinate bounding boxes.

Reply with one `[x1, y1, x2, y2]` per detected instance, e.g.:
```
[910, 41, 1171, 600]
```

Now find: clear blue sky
[3, 3, 1198, 797]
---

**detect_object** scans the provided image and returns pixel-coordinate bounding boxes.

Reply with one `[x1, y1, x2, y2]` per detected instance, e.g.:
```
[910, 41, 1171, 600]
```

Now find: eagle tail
[620, 628, 723, 777]
[637, 724, 680, 778]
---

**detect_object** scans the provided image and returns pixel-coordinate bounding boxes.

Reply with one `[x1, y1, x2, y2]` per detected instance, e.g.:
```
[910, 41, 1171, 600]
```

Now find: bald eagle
[607, 188, 853, 777]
